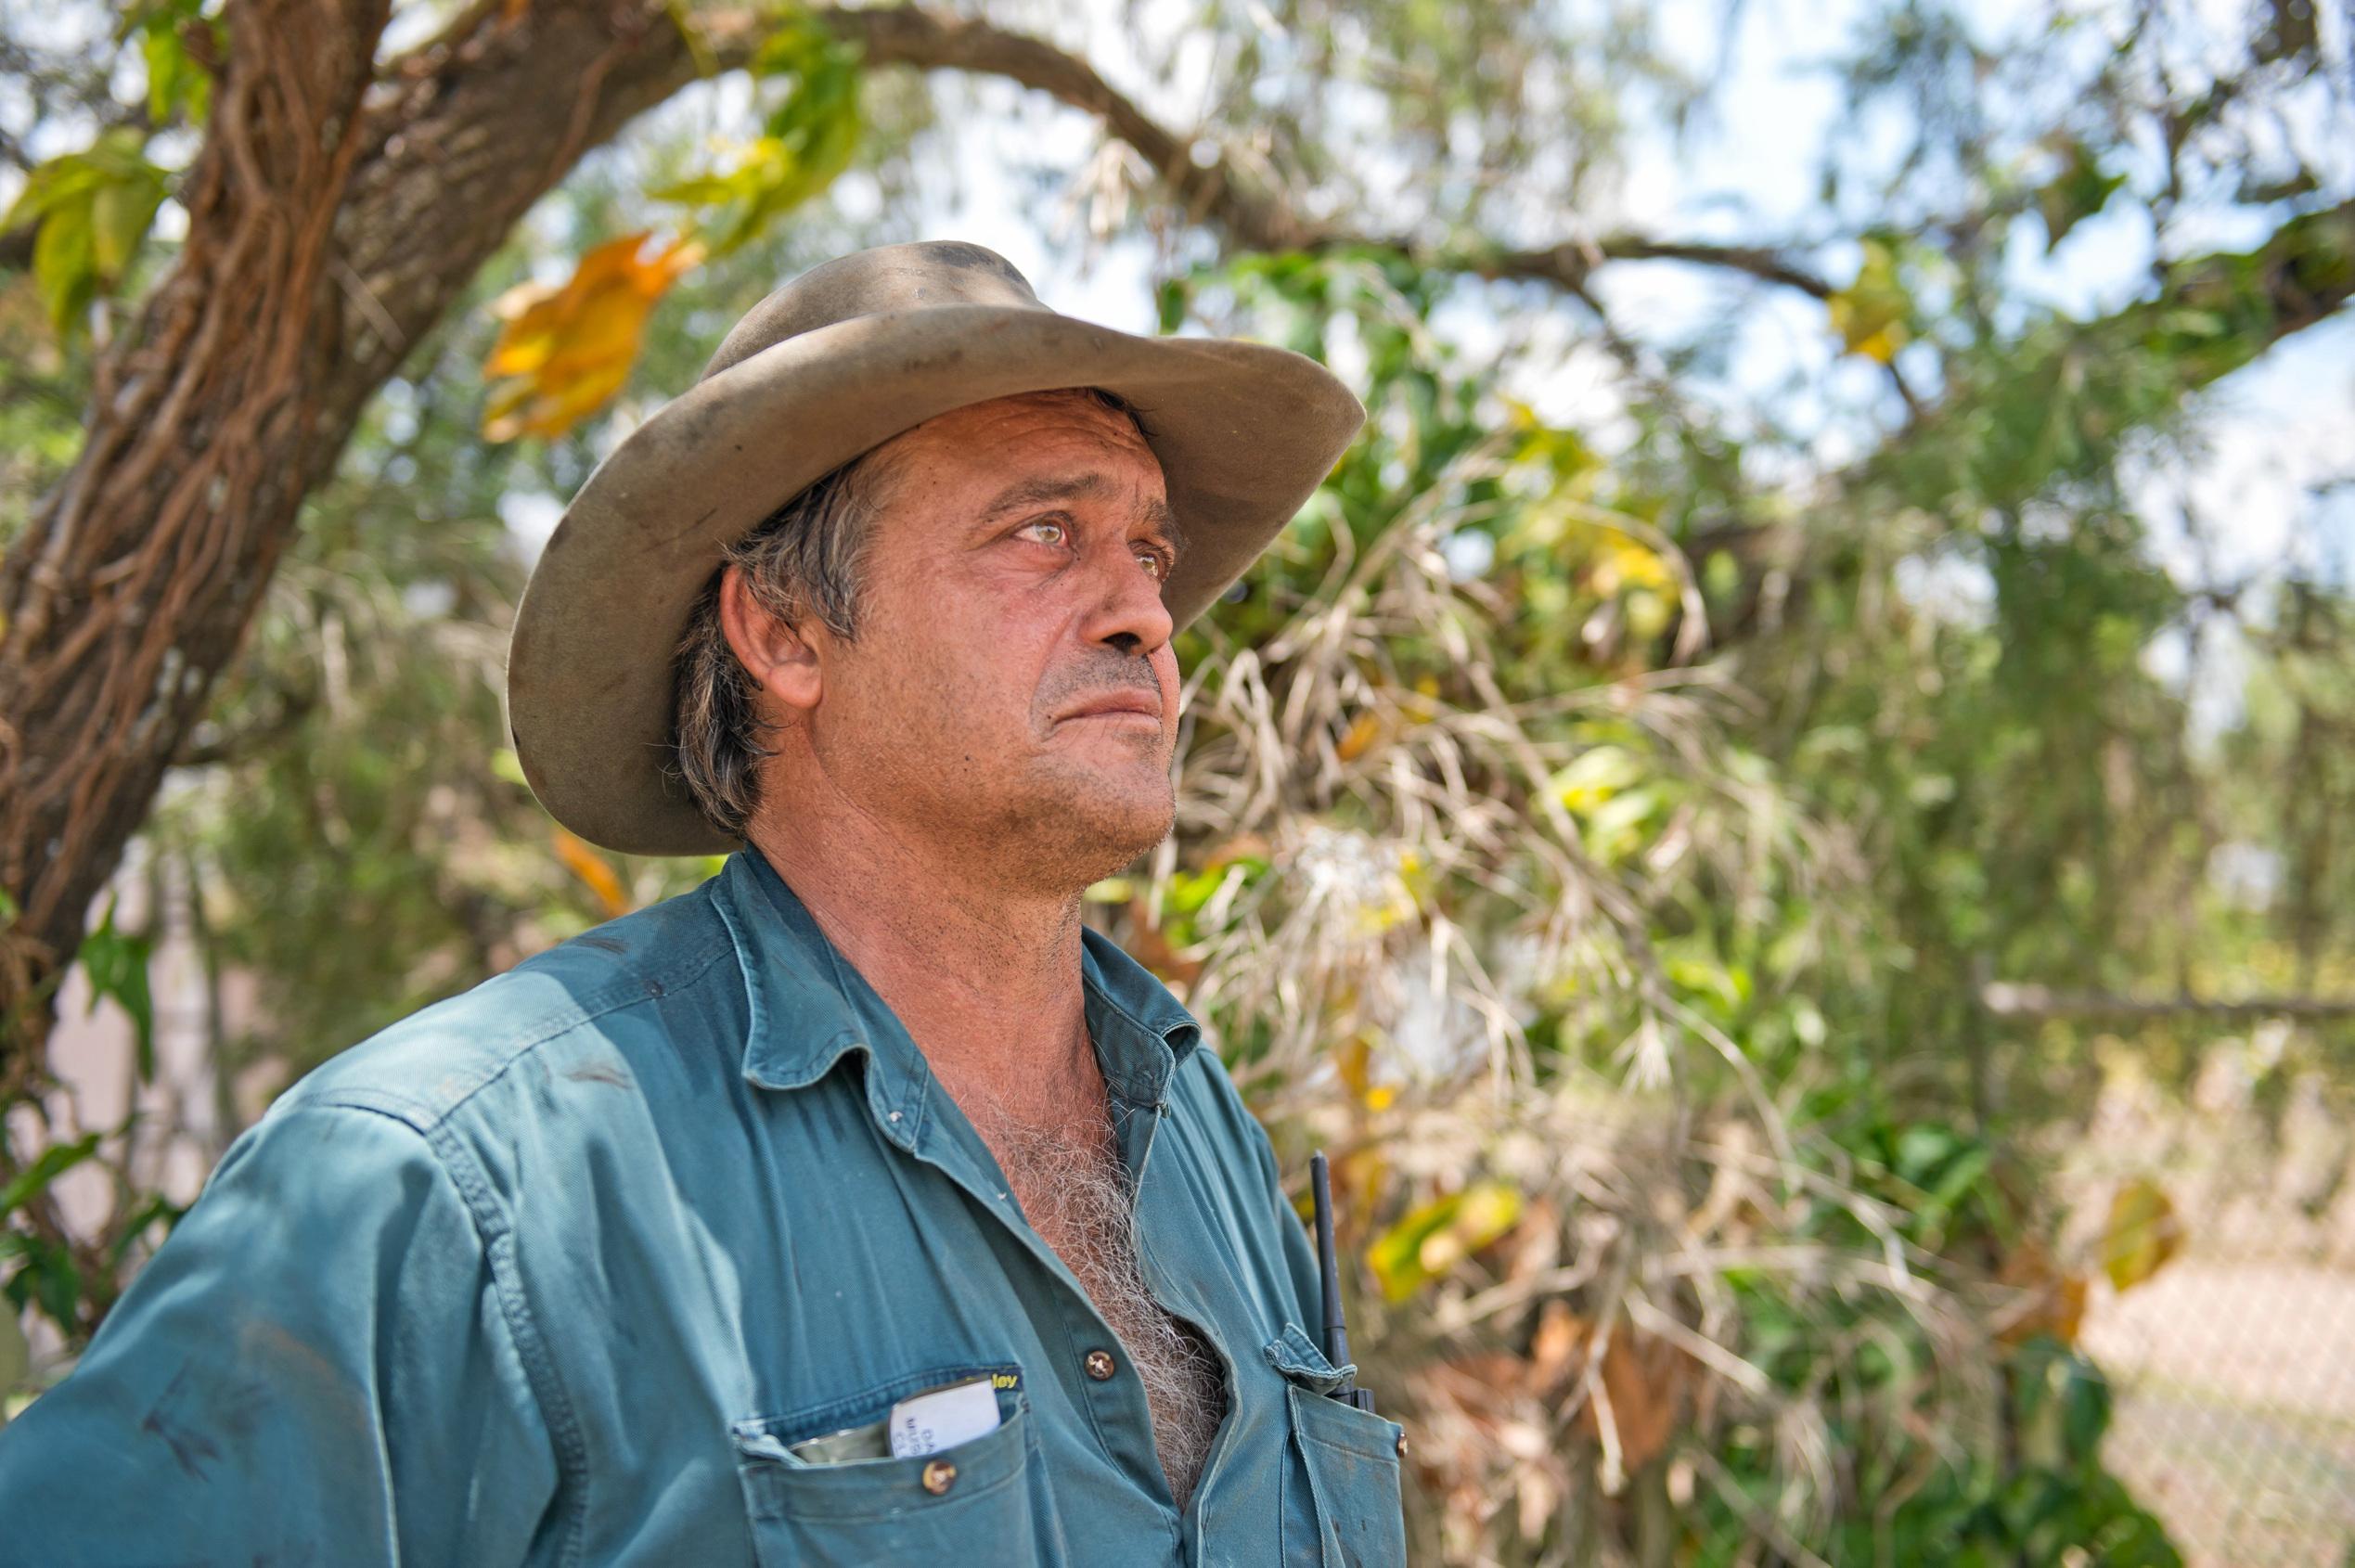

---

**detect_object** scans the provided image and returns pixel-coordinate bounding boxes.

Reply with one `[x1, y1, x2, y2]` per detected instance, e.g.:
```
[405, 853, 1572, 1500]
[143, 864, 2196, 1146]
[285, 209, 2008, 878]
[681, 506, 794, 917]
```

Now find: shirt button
[921, 1458, 958, 1496]
[1084, 1347, 1118, 1382]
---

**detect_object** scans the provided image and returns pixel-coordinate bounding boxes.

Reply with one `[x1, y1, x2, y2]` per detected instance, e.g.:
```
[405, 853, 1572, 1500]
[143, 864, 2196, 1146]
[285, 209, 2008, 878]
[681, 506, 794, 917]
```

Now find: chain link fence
[2060, 1023, 2355, 1566]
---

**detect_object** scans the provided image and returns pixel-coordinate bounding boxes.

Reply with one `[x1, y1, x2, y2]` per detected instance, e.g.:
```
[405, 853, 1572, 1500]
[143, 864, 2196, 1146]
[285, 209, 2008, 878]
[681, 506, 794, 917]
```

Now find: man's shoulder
[1169, 1037, 1280, 1165]
[280, 878, 745, 1135]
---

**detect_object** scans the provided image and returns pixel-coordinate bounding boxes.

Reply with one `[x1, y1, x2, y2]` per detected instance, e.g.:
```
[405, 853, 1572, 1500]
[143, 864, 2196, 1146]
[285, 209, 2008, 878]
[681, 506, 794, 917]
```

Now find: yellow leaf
[1827, 238, 1911, 362]
[1366, 1181, 1525, 1302]
[1589, 536, 1672, 597]
[2102, 1179, 2183, 1293]
[1334, 1034, 1374, 1099]
[482, 232, 703, 441]
[1552, 744, 1643, 815]
[552, 827, 630, 919]
[1847, 323, 1906, 365]
[1335, 711, 1384, 763]
[1457, 1183, 1524, 1245]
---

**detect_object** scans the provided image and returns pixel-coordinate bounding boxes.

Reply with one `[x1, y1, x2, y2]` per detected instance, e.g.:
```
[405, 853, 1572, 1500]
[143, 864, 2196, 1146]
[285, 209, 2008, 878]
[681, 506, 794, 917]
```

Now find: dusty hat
[507, 238, 1366, 856]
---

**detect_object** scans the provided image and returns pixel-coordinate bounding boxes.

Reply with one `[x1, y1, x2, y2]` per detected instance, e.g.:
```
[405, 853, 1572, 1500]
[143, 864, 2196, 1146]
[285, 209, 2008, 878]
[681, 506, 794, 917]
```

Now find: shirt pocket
[1266, 1325, 1409, 1568]
[731, 1367, 1044, 1568]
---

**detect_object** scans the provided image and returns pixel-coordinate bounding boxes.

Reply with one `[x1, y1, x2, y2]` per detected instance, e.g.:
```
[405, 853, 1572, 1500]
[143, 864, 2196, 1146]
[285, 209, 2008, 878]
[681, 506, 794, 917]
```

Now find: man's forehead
[979, 470, 1181, 545]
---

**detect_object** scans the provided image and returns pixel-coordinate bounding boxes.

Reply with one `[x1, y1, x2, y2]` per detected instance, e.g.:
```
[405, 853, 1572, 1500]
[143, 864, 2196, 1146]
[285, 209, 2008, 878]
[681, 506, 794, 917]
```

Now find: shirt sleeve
[0, 1099, 560, 1565]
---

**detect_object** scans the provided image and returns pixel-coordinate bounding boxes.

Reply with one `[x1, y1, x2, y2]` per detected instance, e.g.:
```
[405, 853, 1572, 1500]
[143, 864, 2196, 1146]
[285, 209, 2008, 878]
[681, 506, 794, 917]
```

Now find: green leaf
[645, 174, 746, 207]
[0, 1296, 29, 1404]
[4, 129, 171, 333]
[107, 1193, 187, 1266]
[0, 1134, 101, 1216]
[1156, 278, 1191, 334]
[2059, 1354, 2112, 1457]
[1894, 1122, 1961, 1184]
[78, 899, 156, 1084]
[654, 12, 862, 255]
[2034, 140, 2126, 251]
[120, 0, 216, 124]
[91, 175, 167, 280]
[31, 201, 97, 332]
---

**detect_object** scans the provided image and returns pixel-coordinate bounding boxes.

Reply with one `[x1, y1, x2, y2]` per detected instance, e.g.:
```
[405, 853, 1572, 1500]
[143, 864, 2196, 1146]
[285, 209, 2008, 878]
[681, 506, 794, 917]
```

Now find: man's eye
[1018, 520, 1068, 547]
[1136, 548, 1167, 579]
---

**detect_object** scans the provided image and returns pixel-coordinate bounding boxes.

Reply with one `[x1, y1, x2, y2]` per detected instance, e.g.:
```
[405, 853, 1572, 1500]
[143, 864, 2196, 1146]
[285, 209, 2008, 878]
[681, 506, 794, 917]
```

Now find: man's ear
[718, 565, 824, 714]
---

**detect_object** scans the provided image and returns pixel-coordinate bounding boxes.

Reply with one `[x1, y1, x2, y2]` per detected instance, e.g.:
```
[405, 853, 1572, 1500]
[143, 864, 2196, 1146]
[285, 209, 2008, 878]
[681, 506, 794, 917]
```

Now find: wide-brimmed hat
[507, 238, 1365, 856]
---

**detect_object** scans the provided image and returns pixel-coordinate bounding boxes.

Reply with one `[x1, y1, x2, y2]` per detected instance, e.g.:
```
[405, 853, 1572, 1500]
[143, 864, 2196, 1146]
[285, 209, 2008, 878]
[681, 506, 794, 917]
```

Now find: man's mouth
[1057, 693, 1164, 724]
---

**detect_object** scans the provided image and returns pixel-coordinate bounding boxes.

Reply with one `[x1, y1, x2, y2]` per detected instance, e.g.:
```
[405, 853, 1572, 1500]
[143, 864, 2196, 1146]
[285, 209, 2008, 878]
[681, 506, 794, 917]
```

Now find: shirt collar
[714, 849, 1202, 1122]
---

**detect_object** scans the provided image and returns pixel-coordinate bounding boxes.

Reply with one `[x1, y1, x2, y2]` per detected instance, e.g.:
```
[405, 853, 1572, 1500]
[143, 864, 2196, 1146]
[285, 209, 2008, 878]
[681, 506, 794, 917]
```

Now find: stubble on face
[803, 392, 1183, 898]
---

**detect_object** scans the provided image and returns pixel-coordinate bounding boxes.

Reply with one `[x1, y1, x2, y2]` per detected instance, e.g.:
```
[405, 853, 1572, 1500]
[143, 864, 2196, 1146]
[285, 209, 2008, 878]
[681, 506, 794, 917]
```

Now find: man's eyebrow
[978, 473, 1185, 554]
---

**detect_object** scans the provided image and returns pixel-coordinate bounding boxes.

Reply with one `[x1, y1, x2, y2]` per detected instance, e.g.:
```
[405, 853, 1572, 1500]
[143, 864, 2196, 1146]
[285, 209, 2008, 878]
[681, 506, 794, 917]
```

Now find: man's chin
[1063, 800, 1175, 882]
[993, 775, 1174, 892]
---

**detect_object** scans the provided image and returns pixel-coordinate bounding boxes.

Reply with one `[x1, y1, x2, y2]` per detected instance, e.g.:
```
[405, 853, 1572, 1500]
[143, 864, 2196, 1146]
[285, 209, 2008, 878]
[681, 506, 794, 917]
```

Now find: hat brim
[507, 303, 1365, 856]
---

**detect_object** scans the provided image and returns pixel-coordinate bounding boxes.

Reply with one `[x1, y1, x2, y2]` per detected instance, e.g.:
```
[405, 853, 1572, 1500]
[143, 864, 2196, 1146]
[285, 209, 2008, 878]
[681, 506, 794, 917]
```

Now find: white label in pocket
[887, 1377, 1001, 1458]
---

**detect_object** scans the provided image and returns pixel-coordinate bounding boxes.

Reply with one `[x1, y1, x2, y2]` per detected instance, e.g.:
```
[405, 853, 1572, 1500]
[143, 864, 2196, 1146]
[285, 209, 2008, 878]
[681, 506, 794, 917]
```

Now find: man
[0, 241, 1409, 1565]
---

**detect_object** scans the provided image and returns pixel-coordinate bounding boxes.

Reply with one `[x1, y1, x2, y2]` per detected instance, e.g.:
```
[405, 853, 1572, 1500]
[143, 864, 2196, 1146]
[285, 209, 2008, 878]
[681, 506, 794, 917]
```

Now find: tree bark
[0, 0, 390, 1070]
[0, 0, 724, 1067]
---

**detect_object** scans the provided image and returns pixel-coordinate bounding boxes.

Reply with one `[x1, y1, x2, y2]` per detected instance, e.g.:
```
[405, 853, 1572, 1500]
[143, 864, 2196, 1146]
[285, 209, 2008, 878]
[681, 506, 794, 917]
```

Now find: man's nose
[1082, 542, 1177, 657]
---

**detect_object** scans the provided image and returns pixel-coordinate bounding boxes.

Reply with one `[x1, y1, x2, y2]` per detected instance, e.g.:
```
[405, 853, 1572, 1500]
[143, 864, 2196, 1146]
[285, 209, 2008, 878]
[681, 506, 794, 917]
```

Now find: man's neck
[745, 810, 1097, 1124]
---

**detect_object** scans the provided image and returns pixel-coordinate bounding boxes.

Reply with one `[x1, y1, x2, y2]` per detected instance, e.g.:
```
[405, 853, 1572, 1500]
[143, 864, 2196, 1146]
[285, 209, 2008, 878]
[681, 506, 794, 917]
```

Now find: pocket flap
[734, 1402, 1032, 1525]
[1263, 1321, 1356, 1394]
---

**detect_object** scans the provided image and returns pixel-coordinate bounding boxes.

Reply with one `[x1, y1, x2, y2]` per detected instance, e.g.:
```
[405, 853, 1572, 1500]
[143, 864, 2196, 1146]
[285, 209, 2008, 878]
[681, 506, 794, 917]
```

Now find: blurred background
[2, 0, 2351, 1562]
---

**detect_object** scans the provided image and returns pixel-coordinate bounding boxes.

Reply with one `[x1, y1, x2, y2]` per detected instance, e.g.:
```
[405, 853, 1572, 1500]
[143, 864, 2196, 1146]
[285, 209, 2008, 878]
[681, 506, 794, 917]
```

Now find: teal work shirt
[0, 851, 1408, 1565]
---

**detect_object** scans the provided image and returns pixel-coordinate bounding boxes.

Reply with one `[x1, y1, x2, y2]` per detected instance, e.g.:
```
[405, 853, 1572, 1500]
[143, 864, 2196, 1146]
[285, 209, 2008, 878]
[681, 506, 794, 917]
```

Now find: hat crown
[701, 240, 1051, 380]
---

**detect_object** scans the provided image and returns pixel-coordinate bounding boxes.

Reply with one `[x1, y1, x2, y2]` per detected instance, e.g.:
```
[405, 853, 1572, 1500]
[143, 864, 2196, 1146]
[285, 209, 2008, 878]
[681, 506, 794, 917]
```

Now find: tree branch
[720, 6, 1834, 299]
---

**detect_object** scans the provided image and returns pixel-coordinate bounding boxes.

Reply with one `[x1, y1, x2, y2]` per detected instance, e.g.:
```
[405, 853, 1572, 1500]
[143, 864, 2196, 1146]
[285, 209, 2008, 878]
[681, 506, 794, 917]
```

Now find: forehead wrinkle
[979, 471, 1186, 556]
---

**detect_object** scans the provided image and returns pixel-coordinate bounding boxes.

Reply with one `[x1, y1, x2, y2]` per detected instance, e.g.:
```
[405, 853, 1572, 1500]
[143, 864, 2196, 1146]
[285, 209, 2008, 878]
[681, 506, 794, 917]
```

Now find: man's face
[790, 390, 1184, 892]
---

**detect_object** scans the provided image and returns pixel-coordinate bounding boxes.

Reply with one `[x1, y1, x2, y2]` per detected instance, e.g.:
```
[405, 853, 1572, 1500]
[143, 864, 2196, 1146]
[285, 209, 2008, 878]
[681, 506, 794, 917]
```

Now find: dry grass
[1123, 440, 2002, 1562]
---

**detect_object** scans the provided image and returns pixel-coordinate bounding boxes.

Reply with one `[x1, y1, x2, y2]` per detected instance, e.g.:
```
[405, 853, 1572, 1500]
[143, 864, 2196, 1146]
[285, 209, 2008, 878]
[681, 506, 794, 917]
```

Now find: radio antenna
[1310, 1150, 1374, 1411]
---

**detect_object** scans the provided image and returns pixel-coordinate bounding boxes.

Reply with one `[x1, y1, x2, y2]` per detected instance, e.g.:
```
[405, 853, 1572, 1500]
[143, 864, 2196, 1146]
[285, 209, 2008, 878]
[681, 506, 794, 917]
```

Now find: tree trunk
[0, 0, 725, 1075]
[0, 0, 390, 1069]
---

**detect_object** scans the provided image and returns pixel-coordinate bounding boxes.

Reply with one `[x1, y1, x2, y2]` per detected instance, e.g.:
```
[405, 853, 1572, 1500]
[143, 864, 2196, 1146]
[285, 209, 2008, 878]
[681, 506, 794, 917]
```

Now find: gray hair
[669, 386, 1149, 841]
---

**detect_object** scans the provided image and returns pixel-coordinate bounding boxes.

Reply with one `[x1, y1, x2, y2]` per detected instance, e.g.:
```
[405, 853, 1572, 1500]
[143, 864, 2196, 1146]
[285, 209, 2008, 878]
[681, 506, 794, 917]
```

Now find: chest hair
[981, 1111, 1229, 1510]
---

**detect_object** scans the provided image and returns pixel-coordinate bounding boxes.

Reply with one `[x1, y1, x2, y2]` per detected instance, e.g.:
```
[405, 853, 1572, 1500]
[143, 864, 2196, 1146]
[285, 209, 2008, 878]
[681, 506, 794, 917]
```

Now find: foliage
[6, 0, 2355, 1560]
[1, 128, 168, 332]
[654, 9, 866, 256]
[482, 232, 707, 440]
[122, 0, 217, 126]
[1137, 242, 2233, 1562]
